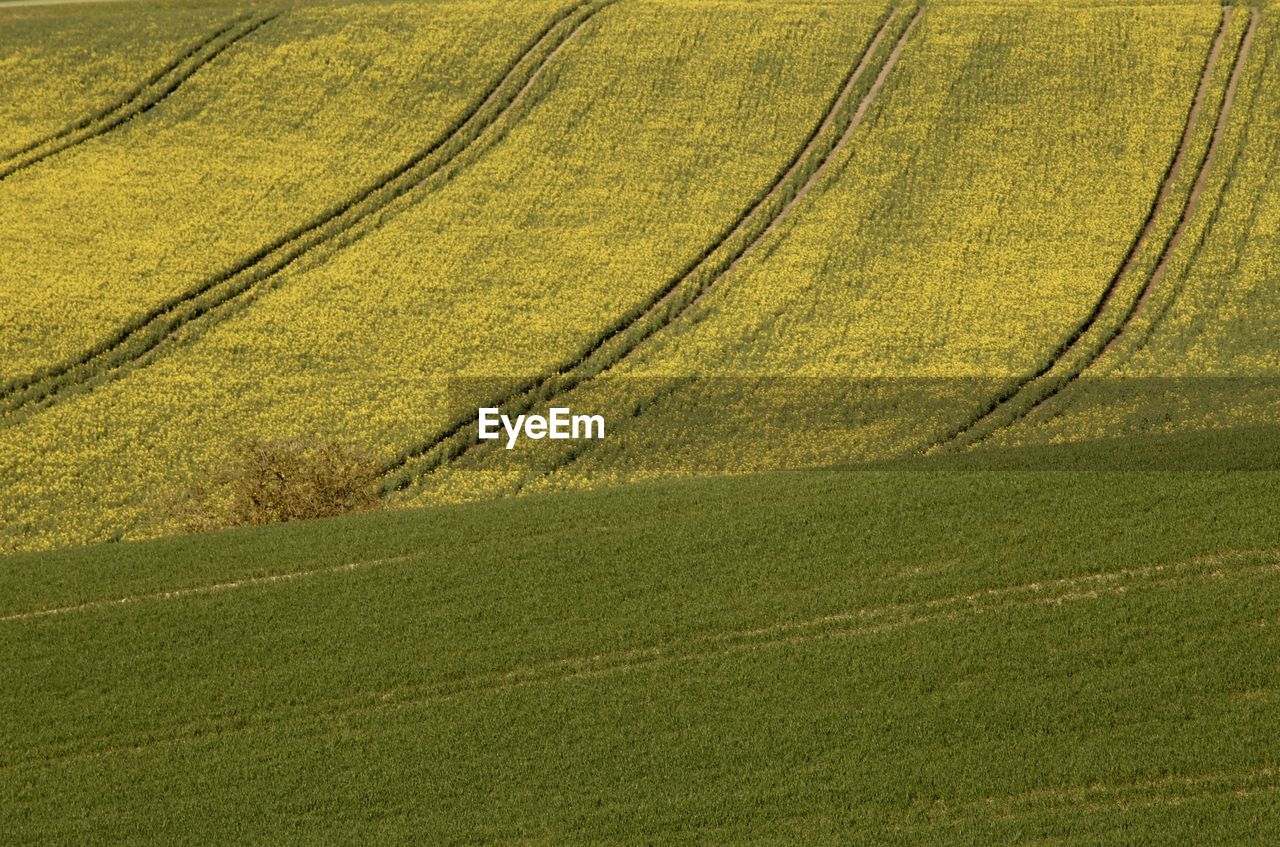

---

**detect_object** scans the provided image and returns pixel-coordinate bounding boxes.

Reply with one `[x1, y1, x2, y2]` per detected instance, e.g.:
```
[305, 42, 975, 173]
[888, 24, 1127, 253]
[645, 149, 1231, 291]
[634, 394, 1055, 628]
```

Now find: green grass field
[3, 0, 1280, 840]
[4, 460, 1280, 843]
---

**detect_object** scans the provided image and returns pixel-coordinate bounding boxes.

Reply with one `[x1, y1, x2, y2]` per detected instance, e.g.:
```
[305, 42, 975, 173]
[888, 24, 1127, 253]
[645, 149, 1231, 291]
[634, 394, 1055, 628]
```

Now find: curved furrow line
[381, 5, 922, 493]
[897, 766, 1280, 832]
[0, 12, 277, 182]
[0, 0, 612, 422]
[926, 7, 1255, 454]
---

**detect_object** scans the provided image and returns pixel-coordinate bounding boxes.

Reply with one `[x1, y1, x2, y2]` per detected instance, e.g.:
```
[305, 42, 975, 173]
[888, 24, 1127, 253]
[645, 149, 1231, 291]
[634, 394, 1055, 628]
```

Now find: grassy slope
[3, 7, 1276, 845]
[3, 461, 1280, 844]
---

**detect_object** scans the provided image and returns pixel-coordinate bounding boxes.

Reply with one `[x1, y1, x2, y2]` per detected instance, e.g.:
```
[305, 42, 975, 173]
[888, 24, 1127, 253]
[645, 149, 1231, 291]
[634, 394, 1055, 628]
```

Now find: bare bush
[162, 437, 382, 533]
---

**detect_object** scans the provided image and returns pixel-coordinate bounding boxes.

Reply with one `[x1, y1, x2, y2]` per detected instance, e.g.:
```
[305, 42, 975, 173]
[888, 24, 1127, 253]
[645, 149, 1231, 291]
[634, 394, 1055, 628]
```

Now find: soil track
[0, 0, 610, 422]
[0, 553, 414, 624]
[929, 7, 1256, 453]
[0, 13, 275, 181]
[4, 546, 1276, 774]
[902, 764, 1280, 831]
[382, 5, 922, 492]
[1097, 7, 1259, 360]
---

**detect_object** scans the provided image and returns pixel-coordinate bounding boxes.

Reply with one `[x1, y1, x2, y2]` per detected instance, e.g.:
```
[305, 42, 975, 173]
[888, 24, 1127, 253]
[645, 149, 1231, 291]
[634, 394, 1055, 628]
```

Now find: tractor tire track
[885, 765, 1280, 835]
[0, 553, 416, 624]
[0, 0, 611, 421]
[1126, 35, 1276, 366]
[928, 8, 1255, 453]
[1095, 9, 1258, 360]
[0, 12, 276, 181]
[1102, 9, 1263, 365]
[381, 5, 922, 493]
[4, 546, 1276, 775]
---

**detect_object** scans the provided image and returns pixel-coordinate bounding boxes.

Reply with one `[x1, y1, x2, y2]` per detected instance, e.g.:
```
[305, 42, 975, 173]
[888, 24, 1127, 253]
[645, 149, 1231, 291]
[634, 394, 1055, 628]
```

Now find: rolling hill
[4, 464, 1280, 843]
[3, 0, 1280, 841]
[3, 0, 1278, 551]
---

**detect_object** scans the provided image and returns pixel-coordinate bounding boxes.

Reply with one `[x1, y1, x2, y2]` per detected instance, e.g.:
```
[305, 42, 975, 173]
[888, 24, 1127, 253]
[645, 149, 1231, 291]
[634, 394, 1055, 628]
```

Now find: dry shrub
[163, 437, 382, 533]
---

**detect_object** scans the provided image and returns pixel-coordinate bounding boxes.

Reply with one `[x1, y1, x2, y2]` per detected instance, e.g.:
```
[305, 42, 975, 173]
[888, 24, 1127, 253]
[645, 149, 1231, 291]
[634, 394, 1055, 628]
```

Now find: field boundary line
[986, 764, 1279, 814]
[925, 7, 1253, 453]
[365, 549, 1280, 708]
[6, 546, 1277, 773]
[381, 3, 921, 493]
[0, 12, 276, 181]
[0, 553, 415, 624]
[0, 0, 138, 7]
[0, 1, 611, 422]
[40, 519, 1260, 626]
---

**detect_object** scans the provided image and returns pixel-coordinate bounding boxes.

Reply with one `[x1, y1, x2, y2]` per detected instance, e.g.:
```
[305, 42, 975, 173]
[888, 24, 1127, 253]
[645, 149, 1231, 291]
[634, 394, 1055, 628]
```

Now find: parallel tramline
[0, 0, 568, 383]
[0, 13, 276, 183]
[0, 2, 606, 421]
[932, 5, 1258, 453]
[382, 3, 921, 494]
[425, 2, 1231, 502]
[0, 1, 892, 551]
[0, 3, 229, 151]
[0, 1, 1274, 551]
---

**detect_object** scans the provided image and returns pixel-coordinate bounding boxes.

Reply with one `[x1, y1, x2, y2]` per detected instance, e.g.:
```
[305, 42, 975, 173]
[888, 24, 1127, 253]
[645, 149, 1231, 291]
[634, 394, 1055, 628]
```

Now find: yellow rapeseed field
[0, 3, 228, 153]
[0, 0, 892, 550]
[1, 0, 1274, 551]
[979, 9, 1280, 447]
[420, 2, 1225, 499]
[0, 0, 565, 380]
